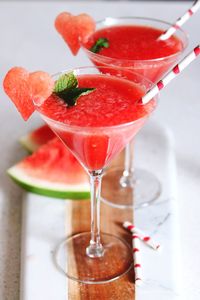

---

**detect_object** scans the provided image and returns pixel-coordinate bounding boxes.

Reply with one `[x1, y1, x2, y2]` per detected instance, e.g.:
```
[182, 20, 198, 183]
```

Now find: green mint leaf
[54, 71, 96, 107]
[90, 38, 109, 53]
[54, 72, 78, 93]
[56, 88, 96, 107]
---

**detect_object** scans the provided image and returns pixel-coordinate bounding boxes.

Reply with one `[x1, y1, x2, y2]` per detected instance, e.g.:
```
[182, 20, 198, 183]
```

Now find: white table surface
[0, 1, 199, 299]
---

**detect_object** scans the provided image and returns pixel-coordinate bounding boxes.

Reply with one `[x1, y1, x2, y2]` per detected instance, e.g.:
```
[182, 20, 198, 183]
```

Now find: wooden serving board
[66, 200, 135, 300]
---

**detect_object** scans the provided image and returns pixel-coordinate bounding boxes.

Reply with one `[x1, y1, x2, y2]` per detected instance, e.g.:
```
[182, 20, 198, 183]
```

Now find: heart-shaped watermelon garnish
[55, 12, 95, 55]
[3, 67, 54, 121]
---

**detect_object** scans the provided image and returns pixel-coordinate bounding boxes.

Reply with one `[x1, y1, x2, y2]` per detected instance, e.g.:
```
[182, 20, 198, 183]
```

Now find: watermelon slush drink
[81, 17, 188, 208]
[82, 17, 188, 82]
[36, 67, 157, 283]
[38, 73, 155, 171]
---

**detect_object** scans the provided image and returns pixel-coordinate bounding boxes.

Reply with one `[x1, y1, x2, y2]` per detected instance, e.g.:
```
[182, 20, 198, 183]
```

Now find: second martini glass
[82, 17, 188, 208]
[35, 66, 157, 283]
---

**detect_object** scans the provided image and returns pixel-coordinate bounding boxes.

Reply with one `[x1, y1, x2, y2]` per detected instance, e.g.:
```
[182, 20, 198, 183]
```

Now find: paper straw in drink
[159, 0, 200, 40]
[141, 44, 200, 105]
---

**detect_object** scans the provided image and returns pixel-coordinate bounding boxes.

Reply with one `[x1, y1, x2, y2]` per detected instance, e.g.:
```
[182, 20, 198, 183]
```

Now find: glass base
[54, 232, 133, 284]
[101, 167, 161, 209]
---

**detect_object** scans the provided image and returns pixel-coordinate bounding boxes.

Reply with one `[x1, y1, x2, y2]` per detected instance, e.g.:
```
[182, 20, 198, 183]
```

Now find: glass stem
[120, 139, 135, 187]
[86, 170, 104, 258]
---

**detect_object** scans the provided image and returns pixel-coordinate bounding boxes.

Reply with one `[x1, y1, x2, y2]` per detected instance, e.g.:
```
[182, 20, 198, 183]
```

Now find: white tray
[135, 120, 180, 299]
[20, 120, 181, 300]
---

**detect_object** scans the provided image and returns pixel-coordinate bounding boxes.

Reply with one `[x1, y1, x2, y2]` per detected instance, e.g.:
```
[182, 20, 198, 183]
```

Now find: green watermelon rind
[7, 167, 90, 200]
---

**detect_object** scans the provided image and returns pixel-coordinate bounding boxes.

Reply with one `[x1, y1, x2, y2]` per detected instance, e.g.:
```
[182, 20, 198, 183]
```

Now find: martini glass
[34, 66, 157, 283]
[82, 17, 188, 209]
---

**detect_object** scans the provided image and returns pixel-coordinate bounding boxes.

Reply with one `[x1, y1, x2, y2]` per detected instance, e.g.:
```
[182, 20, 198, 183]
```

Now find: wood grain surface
[65, 152, 135, 300]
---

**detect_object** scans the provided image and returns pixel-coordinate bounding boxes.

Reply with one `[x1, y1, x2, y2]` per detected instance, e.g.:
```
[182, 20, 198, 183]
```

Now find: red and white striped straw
[123, 221, 160, 251]
[159, 0, 200, 41]
[132, 233, 143, 286]
[141, 44, 200, 105]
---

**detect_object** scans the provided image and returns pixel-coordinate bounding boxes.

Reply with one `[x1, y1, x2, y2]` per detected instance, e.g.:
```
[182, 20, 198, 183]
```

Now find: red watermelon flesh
[3, 67, 34, 120]
[8, 137, 90, 199]
[55, 12, 96, 55]
[19, 137, 87, 184]
[3, 67, 54, 120]
[29, 71, 54, 106]
[30, 125, 55, 147]
[20, 124, 56, 152]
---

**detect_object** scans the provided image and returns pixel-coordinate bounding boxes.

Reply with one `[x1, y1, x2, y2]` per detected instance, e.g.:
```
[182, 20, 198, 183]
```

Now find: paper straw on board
[132, 233, 143, 286]
[123, 221, 160, 250]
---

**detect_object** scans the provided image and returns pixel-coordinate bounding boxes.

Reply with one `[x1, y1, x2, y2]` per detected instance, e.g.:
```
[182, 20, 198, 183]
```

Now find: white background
[0, 1, 199, 299]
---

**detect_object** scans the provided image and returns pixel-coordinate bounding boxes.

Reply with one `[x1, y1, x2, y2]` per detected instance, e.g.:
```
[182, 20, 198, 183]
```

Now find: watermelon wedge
[20, 124, 55, 152]
[55, 12, 95, 55]
[8, 138, 90, 199]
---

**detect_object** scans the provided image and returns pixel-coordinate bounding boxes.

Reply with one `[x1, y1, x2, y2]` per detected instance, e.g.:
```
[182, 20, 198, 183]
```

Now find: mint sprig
[56, 88, 95, 107]
[90, 38, 109, 53]
[54, 72, 78, 93]
[53, 72, 95, 107]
